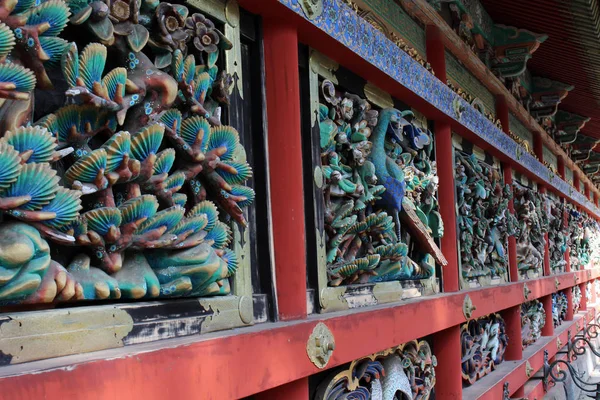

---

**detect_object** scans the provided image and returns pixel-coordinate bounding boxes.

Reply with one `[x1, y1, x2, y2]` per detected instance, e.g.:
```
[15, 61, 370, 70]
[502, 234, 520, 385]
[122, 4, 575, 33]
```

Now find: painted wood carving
[547, 195, 567, 274]
[521, 299, 545, 348]
[314, 340, 436, 400]
[573, 285, 582, 314]
[513, 181, 547, 279]
[461, 313, 508, 385]
[0, 0, 255, 305]
[317, 79, 445, 287]
[552, 292, 568, 327]
[454, 145, 515, 287]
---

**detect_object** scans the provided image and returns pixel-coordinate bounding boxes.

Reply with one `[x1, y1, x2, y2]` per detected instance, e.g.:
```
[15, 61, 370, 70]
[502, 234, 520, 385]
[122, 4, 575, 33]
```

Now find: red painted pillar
[254, 378, 309, 400]
[542, 294, 554, 336]
[533, 132, 544, 162]
[585, 184, 591, 200]
[504, 166, 519, 282]
[557, 157, 565, 179]
[500, 305, 523, 361]
[574, 173, 581, 192]
[565, 245, 571, 273]
[263, 19, 307, 321]
[427, 26, 462, 400]
[433, 326, 463, 399]
[426, 25, 446, 82]
[426, 25, 459, 293]
[497, 96, 518, 282]
[580, 282, 587, 312]
[566, 289, 574, 321]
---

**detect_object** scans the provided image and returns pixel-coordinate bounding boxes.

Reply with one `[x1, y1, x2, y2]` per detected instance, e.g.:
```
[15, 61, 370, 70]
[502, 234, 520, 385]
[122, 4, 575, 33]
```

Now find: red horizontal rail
[0, 271, 597, 399]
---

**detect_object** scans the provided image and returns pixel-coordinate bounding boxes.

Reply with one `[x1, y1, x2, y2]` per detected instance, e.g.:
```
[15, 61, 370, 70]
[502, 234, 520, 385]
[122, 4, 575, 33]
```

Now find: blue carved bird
[368, 108, 413, 236]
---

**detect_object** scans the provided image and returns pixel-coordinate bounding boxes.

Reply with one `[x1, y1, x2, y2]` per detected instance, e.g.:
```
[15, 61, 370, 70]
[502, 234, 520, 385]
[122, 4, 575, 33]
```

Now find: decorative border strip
[280, 0, 600, 216]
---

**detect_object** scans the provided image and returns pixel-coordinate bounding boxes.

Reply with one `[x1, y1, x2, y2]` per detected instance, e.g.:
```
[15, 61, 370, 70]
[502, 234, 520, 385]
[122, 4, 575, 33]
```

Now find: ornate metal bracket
[463, 294, 477, 319]
[525, 360, 534, 378]
[542, 349, 600, 397]
[307, 322, 336, 369]
[523, 283, 531, 300]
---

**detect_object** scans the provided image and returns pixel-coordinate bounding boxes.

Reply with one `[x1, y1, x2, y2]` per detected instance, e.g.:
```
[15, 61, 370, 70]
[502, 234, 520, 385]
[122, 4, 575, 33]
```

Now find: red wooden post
[433, 326, 463, 399]
[426, 25, 462, 400]
[580, 282, 587, 312]
[574, 173, 581, 192]
[566, 289, 574, 321]
[504, 166, 519, 282]
[533, 132, 543, 162]
[500, 305, 523, 361]
[426, 25, 459, 293]
[263, 18, 307, 320]
[497, 96, 518, 282]
[585, 184, 591, 200]
[557, 157, 565, 179]
[542, 294, 554, 336]
[254, 378, 309, 400]
[426, 25, 447, 82]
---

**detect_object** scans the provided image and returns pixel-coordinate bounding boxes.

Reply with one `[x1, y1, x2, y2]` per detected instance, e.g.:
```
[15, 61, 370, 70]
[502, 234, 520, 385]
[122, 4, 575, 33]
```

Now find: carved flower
[185, 13, 221, 54]
[155, 3, 188, 51]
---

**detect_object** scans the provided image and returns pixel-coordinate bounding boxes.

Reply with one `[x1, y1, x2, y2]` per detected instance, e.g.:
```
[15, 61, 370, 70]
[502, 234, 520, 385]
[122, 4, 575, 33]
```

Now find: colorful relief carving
[318, 80, 445, 286]
[565, 207, 600, 270]
[461, 313, 508, 385]
[587, 281, 592, 303]
[314, 340, 436, 400]
[521, 300, 545, 348]
[0, 1, 255, 305]
[547, 196, 567, 274]
[552, 292, 567, 327]
[514, 182, 548, 279]
[573, 285, 582, 314]
[455, 149, 516, 285]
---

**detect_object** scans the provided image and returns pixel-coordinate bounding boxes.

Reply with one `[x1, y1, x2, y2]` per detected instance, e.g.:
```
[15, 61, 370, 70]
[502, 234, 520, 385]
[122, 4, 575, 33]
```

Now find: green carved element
[492, 25, 548, 78]
[318, 79, 444, 287]
[454, 147, 515, 285]
[0, 1, 255, 306]
[514, 182, 548, 279]
[521, 300, 545, 347]
[547, 196, 567, 273]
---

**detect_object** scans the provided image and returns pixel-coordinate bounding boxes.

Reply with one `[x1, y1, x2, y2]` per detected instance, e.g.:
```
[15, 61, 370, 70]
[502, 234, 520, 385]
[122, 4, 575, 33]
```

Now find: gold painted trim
[364, 82, 394, 109]
[463, 294, 476, 319]
[0, 306, 133, 364]
[310, 50, 339, 84]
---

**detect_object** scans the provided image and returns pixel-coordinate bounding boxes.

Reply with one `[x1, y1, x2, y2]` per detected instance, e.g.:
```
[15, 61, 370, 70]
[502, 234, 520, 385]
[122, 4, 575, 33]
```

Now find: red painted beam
[254, 378, 309, 400]
[263, 17, 307, 321]
[0, 271, 597, 399]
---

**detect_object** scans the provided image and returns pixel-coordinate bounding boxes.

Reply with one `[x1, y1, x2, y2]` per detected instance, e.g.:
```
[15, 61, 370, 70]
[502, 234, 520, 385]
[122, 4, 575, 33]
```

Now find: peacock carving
[0, 0, 254, 305]
[317, 79, 445, 287]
